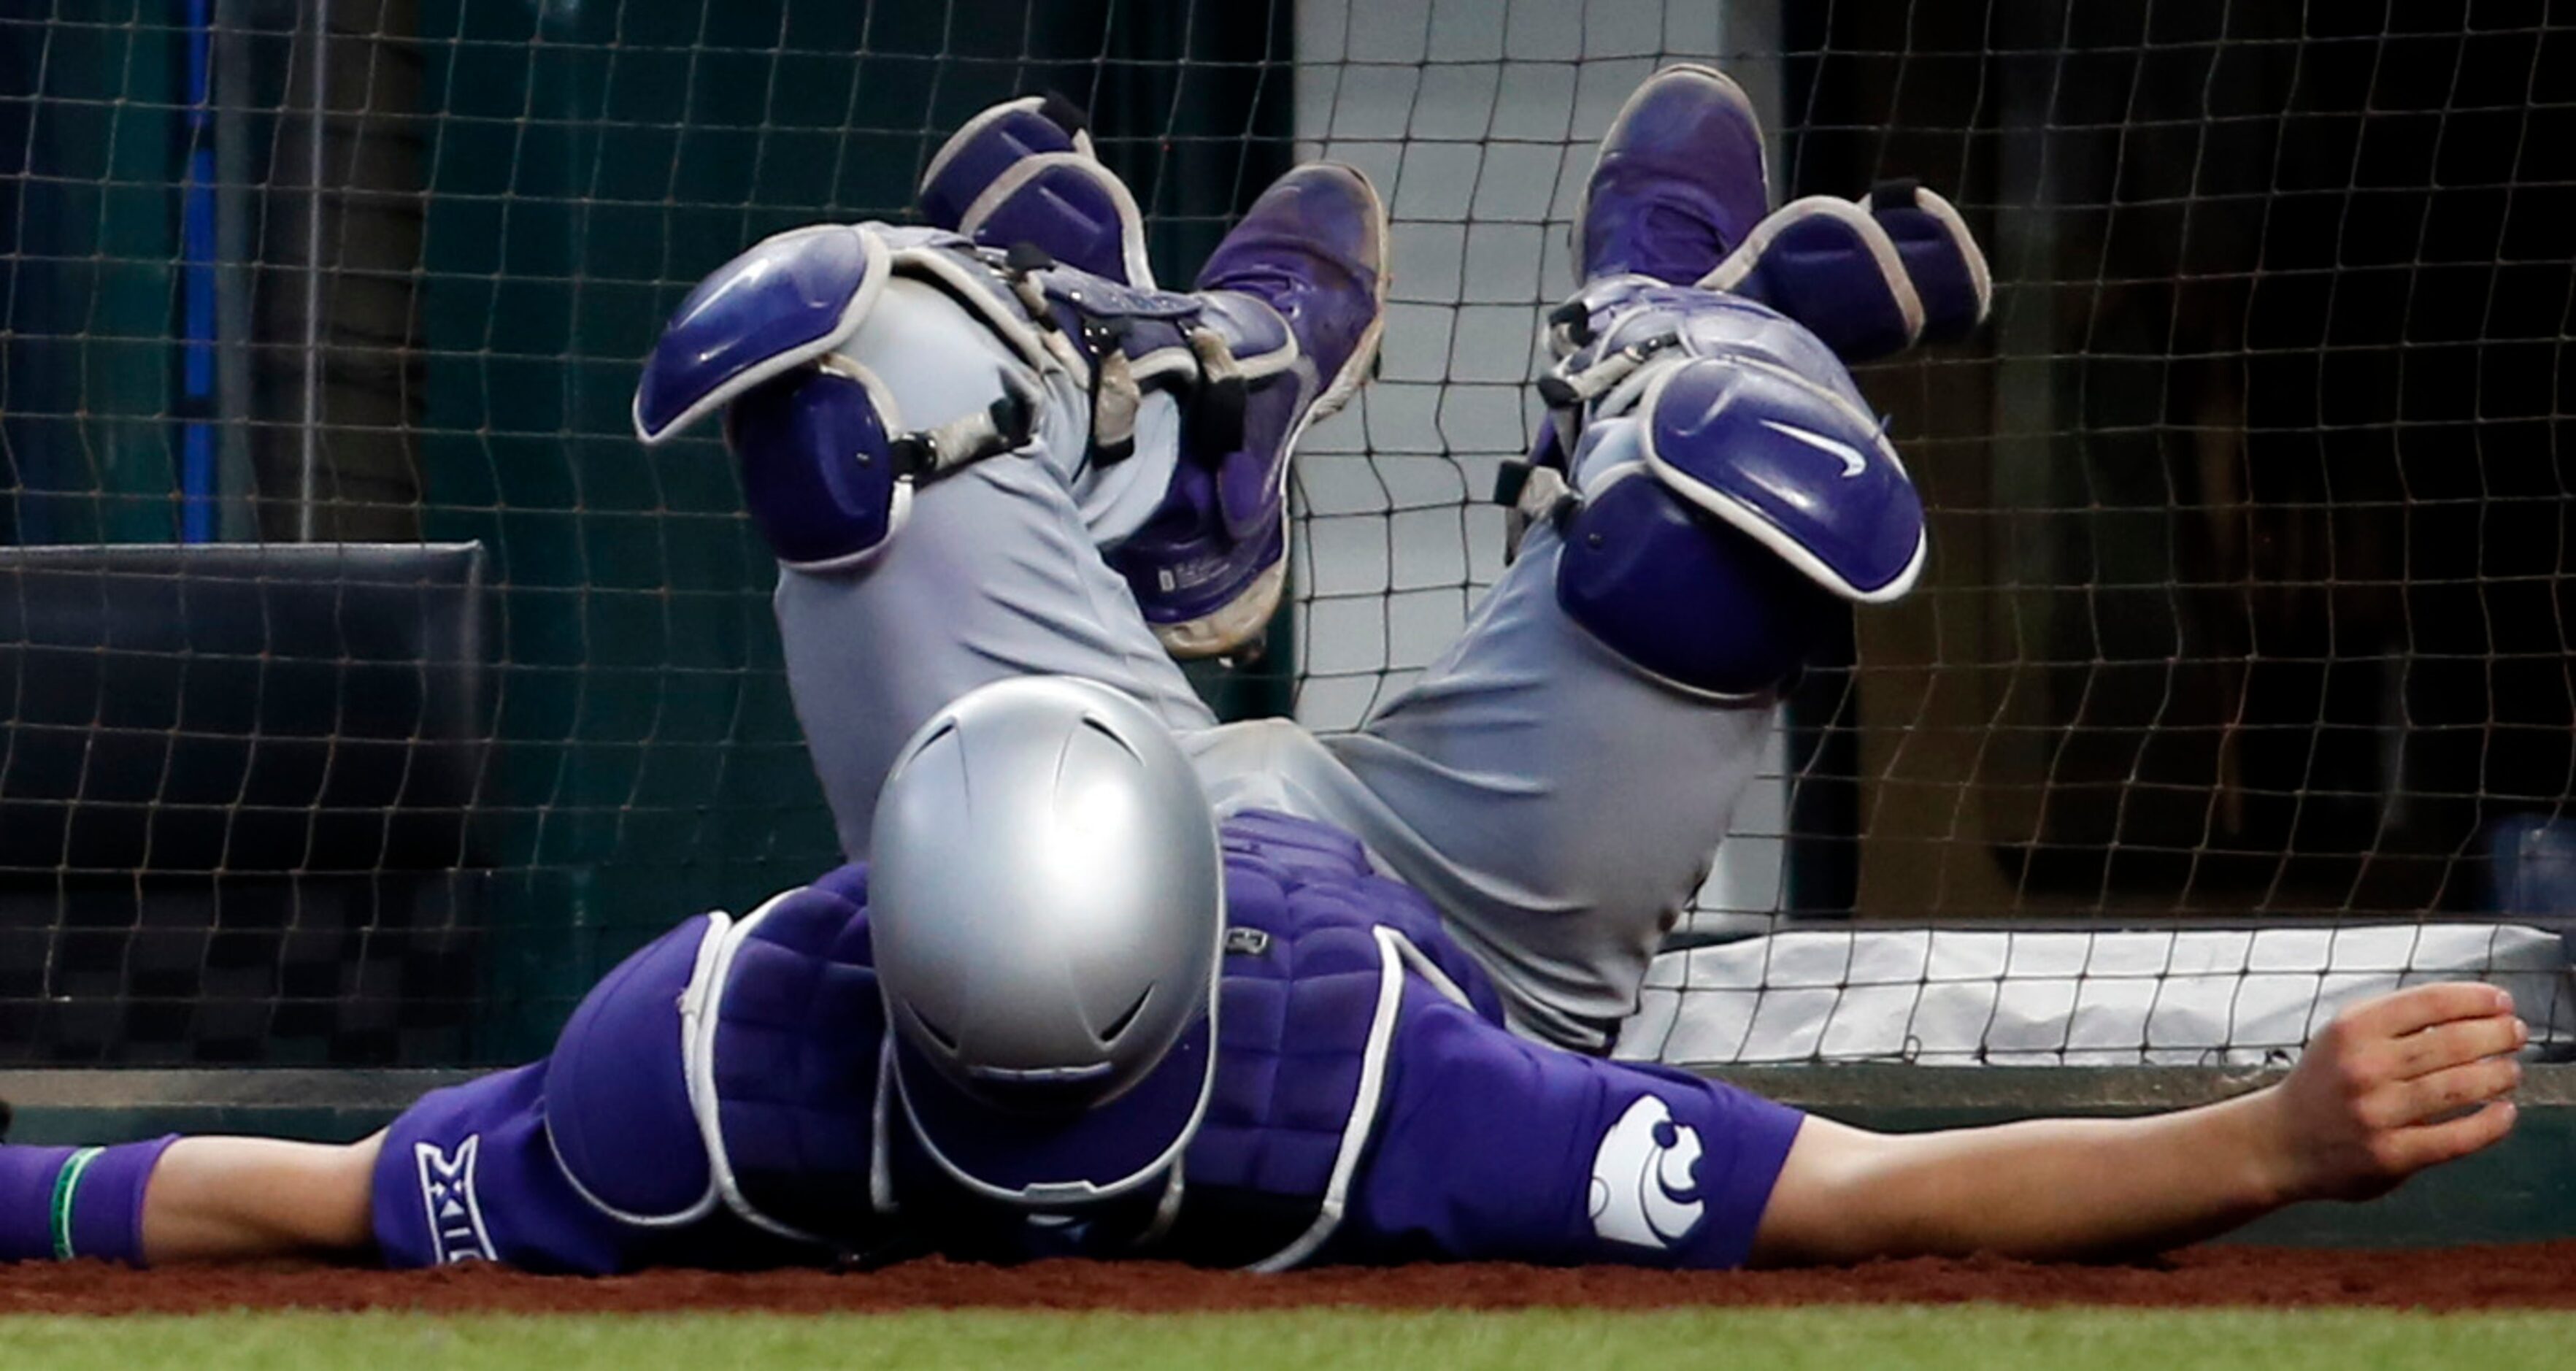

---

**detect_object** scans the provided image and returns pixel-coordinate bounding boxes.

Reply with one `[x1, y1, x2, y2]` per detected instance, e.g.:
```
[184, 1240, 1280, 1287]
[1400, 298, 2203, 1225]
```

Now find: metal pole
[179, 0, 218, 542]
[299, 0, 330, 542]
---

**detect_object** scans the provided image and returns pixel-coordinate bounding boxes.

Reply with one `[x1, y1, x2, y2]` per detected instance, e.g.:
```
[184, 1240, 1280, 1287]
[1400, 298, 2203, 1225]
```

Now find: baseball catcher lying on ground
[0, 69, 2526, 1275]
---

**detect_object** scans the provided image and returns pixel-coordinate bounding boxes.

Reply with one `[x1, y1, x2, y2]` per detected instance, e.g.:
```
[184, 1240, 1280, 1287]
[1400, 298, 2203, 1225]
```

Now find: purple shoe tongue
[1215, 381, 1303, 541]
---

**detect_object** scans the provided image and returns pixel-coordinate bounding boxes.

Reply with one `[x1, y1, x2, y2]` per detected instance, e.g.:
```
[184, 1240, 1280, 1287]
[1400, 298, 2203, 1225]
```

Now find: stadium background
[0, 0, 2567, 1184]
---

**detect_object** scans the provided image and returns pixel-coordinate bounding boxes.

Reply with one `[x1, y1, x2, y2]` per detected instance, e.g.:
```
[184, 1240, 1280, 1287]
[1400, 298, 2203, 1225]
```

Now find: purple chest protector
[550, 813, 1507, 1270]
[880, 809, 1507, 1269]
[1137, 810, 1507, 1267]
[541, 865, 900, 1262]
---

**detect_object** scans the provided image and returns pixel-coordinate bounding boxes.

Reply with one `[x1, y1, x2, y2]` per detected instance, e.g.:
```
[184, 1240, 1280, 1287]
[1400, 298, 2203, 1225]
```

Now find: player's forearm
[1752, 1092, 2288, 1265]
[140, 1134, 382, 1264]
[1753, 984, 2525, 1267]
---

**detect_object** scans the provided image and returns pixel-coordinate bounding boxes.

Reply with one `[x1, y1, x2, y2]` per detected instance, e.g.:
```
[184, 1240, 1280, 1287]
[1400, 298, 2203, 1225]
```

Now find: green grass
[0, 1308, 2570, 1371]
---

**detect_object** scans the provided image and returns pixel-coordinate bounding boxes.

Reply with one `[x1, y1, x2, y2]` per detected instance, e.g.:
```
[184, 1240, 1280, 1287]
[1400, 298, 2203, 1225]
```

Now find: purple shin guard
[0, 1137, 177, 1265]
[918, 93, 1153, 288]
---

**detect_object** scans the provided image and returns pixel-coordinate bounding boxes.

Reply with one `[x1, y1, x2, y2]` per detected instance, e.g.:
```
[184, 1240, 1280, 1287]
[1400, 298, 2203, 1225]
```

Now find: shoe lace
[1207, 258, 1310, 302]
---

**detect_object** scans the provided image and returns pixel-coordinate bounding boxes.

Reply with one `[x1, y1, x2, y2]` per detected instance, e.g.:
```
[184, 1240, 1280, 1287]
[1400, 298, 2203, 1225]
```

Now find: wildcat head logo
[1587, 1095, 1704, 1249]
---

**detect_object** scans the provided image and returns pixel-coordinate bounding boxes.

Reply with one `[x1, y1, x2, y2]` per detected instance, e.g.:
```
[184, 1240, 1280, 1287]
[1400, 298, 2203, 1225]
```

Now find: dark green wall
[404, 0, 1293, 1057]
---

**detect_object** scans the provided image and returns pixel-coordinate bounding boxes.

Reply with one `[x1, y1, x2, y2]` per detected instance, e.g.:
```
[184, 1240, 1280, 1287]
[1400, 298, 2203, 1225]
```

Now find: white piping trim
[1698, 196, 1924, 349]
[1244, 926, 1412, 1272]
[634, 225, 891, 444]
[919, 96, 1050, 204]
[547, 913, 732, 1229]
[777, 482, 912, 575]
[1131, 1159, 1188, 1251]
[1632, 363, 1926, 603]
[1384, 930, 1476, 1011]
[869, 1034, 899, 1216]
[684, 887, 837, 1247]
[1880, 185, 1991, 325]
[958, 151, 1158, 291]
[817, 351, 907, 433]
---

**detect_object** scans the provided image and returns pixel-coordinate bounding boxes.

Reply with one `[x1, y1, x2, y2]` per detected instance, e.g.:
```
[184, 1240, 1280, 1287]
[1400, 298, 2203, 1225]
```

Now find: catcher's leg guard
[634, 224, 1035, 572]
[1108, 163, 1391, 659]
[1865, 180, 1991, 345]
[918, 93, 1155, 288]
[1551, 353, 1925, 697]
[1696, 183, 1991, 361]
[1697, 196, 1924, 362]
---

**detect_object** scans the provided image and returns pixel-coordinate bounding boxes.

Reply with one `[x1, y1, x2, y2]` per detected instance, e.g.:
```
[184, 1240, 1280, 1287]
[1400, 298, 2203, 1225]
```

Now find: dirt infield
[4, 1246, 2575, 1315]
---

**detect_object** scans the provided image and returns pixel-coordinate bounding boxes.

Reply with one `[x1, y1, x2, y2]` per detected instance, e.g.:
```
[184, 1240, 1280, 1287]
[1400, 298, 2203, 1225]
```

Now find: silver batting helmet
[869, 675, 1224, 1207]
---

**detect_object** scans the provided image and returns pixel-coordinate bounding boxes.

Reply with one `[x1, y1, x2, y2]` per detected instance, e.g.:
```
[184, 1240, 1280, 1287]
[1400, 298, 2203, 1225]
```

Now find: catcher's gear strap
[896, 234, 1295, 469]
[1491, 448, 1575, 566]
[1534, 280, 1863, 463]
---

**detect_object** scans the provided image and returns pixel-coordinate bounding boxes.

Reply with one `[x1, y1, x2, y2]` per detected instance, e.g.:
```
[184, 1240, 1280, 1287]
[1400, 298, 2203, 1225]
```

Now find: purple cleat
[1574, 64, 1772, 286]
[1108, 164, 1390, 660]
[1566, 64, 1987, 363]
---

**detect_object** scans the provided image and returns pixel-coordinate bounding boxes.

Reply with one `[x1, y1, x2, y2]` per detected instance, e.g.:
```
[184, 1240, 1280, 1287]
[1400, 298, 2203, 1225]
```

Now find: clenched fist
[2258, 982, 2526, 1204]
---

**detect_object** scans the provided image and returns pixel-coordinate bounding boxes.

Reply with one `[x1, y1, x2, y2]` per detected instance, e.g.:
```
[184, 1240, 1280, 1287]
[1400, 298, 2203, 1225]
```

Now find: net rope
[0, 0, 2567, 1065]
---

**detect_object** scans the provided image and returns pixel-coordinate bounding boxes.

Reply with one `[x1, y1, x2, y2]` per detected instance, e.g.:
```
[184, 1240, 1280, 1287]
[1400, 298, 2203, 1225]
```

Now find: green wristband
[48, 1148, 104, 1261]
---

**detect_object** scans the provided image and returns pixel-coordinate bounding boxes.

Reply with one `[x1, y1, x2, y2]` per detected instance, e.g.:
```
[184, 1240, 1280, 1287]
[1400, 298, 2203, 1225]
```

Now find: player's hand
[2261, 982, 2525, 1204]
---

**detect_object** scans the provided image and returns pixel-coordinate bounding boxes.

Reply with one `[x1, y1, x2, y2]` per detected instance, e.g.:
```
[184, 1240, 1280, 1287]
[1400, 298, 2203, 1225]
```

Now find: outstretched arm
[139, 1134, 382, 1264]
[1749, 982, 2525, 1265]
[1, 1129, 380, 1267]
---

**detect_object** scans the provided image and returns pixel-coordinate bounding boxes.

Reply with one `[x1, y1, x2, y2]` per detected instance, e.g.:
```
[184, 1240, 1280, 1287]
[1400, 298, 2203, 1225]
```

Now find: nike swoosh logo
[1759, 418, 1869, 477]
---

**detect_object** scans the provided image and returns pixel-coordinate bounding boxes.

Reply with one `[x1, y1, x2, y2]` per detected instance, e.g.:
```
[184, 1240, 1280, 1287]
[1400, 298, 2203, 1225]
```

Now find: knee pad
[723, 359, 912, 572]
[1553, 354, 1926, 697]
[633, 223, 1037, 572]
[1557, 466, 1838, 697]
